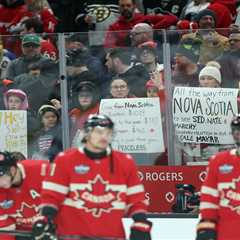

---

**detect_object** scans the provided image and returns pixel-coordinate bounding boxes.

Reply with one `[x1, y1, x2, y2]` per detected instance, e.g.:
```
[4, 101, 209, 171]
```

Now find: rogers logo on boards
[141, 172, 184, 182]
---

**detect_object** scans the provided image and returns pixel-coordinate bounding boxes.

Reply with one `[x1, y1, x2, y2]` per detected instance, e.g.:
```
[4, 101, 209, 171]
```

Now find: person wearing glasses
[108, 76, 136, 98]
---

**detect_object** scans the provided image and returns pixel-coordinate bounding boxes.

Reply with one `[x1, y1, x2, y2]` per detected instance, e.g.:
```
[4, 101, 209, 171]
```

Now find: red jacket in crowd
[104, 13, 178, 48]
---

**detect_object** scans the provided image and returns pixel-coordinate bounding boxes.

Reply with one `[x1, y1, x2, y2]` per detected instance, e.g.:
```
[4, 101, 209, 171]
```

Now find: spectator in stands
[51, 81, 100, 147]
[181, 9, 229, 64]
[8, 0, 57, 34]
[108, 76, 135, 98]
[207, 0, 235, 29]
[6, 34, 59, 113]
[137, 41, 164, 91]
[47, 0, 80, 32]
[0, 0, 25, 35]
[198, 61, 222, 88]
[172, 38, 203, 87]
[145, 79, 159, 98]
[65, 62, 99, 108]
[75, 0, 120, 59]
[0, 44, 11, 79]
[106, 47, 149, 97]
[69, 81, 100, 147]
[65, 33, 106, 83]
[31, 104, 61, 160]
[104, 0, 178, 48]
[217, 32, 240, 88]
[143, 0, 186, 18]
[3, 88, 29, 110]
[20, 17, 58, 61]
[3, 88, 39, 145]
[130, 23, 155, 47]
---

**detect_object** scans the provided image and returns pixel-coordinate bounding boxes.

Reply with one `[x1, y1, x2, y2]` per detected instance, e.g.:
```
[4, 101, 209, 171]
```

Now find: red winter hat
[145, 80, 158, 89]
[138, 41, 157, 49]
[208, 3, 232, 28]
[2, 79, 13, 86]
[176, 20, 198, 31]
[4, 89, 29, 110]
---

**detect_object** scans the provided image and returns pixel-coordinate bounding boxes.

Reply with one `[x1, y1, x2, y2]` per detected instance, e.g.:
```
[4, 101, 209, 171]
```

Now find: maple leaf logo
[220, 177, 240, 215]
[73, 174, 122, 218]
[12, 202, 39, 226]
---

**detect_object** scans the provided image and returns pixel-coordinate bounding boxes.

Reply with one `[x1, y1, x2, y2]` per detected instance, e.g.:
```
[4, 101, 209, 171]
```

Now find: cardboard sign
[0, 111, 27, 157]
[173, 87, 238, 144]
[100, 98, 164, 153]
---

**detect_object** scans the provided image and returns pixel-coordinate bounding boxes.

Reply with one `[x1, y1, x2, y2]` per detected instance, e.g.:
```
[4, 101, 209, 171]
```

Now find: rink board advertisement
[173, 87, 238, 144]
[138, 165, 206, 212]
[0, 110, 27, 156]
[99, 98, 165, 153]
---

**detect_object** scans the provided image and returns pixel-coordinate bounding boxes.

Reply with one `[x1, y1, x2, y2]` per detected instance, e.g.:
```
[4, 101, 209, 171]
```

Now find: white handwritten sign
[0, 111, 27, 156]
[173, 87, 238, 144]
[99, 98, 165, 153]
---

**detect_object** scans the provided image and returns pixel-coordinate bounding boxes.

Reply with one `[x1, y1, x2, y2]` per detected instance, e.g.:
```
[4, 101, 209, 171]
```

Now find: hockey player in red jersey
[0, 151, 50, 240]
[196, 114, 240, 240]
[32, 114, 152, 240]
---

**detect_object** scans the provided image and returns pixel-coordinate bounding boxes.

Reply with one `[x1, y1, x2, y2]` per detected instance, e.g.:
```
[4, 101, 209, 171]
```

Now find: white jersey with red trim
[41, 148, 148, 238]
[0, 160, 49, 239]
[200, 149, 240, 240]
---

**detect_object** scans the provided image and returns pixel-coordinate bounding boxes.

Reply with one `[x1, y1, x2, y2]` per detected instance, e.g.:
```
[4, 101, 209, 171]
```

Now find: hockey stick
[0, 229, 125, 240]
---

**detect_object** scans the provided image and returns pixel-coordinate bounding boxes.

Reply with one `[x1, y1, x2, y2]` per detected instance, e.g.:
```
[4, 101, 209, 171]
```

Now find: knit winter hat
[145, 80, 158, 89]
[38, 104, 60, 119]
[138, 41, 158, 57]
[208, 3, 232, 29]
[4, 89, 29, 110]
[176, 39, 201, 62]
[199, 61, 221, 84]
[194, 9, 216, 24]
[76, 81, 96, 94]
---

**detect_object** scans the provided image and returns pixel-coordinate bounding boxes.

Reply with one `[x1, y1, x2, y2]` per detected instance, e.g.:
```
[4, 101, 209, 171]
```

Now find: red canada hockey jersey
[41, 148, 148, 238]
[200, 149, 240, 240]
[0, 160, 49, 239]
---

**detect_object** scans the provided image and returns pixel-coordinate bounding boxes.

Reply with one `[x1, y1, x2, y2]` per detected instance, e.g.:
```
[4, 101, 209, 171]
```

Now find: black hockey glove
[32, 207, 58, 240]
[32, 216, 56, 240]
[129, 213, 152, 240]
[196, 220, 217, 240]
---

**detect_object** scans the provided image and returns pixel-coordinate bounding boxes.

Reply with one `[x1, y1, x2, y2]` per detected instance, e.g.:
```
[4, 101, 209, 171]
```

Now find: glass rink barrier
[0, 27, 238, 216]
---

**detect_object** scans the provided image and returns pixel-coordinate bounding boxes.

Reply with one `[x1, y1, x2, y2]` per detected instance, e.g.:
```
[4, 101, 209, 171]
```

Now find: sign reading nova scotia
[100, 98, 164, 153]
[0, 111, 27, 156]
[173, 87, 239, 144]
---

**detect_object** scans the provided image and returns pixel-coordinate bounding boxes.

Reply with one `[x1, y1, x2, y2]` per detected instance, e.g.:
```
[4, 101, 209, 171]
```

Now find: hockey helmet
[84, 114, 114, 132]
[0, 151, 17, 176]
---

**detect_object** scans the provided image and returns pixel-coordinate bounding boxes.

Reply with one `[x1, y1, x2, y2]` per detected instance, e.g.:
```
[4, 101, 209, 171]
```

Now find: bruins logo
[91, 6, 111, 23]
